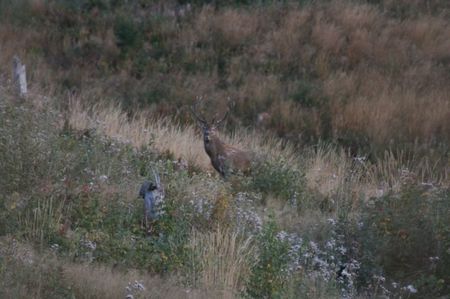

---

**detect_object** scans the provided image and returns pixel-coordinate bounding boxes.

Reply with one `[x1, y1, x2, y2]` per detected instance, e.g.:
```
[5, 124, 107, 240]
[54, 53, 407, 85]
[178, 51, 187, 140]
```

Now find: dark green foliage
[49, 0, 110, 12]
[290, 80, 319, 109]
[0, 104, 64, 195]
[246, 218, 290, 298]
[114, 16, 142, 55]
[147, 200, 192, 272]
[249, 158, 306, 204]
[358, 186, 450, 297]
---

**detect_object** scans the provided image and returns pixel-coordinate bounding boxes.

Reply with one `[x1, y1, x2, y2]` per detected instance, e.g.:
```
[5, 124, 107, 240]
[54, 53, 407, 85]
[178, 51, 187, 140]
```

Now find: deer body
[204, 129, 252, 177]
[192, 99, 252, 177]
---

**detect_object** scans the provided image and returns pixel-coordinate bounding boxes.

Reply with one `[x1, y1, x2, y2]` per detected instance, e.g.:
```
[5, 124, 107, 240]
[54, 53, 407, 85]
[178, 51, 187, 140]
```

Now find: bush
[358, 185, 450, 297]
[114, 16, 143, 55]
[249, 157, 306, 205]
[246, 218, 290, 298]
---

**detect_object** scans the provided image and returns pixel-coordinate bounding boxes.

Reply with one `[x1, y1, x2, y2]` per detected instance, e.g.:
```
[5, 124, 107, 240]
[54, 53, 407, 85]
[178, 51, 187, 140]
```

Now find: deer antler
[191, 96, 208, 125]
[214, 98, 234, 126]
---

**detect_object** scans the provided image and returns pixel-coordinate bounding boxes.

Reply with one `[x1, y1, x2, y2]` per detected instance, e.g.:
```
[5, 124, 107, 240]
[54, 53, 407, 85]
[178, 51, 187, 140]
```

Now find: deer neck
[204, 134, 225, 158]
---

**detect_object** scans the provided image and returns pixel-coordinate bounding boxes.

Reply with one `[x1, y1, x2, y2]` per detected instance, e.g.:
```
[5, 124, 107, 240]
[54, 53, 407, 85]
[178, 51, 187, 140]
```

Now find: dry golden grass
[311, 20, 344, 55]
[333, 89, 450, 145]
[366, 150, 449, 190]
[68, 98, 448, 210]
[68, 99, 213, 171]
[188, 227, 255, 297]
[265, 7, 312, 70]
[0, 237, 227, 299]
[19, 196, 64, 245]
[2, 0, 450, 149]
[213, 9, 259, 50]
[334, 3, 378, 30]
[303, 146, 381, 212]
[68, 99, 303, 174]
[63, 263, 208, 299]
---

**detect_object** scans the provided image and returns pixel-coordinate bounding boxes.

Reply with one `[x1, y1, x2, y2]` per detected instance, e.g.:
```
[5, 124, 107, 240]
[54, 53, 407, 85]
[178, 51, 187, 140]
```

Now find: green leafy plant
[358, 185, 450, 297]
[246, 217, 290, 298]
[114, 16, 142, 55]
[249, 157, 306, 204]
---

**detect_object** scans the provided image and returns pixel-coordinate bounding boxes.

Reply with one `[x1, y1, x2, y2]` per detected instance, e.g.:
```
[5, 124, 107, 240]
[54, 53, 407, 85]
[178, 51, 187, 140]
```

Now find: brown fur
[205, 128, 252, 177]
[192, 100, 252, 177]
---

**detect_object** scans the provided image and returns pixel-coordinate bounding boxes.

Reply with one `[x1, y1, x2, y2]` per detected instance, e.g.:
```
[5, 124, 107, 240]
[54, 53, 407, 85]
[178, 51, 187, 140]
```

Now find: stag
[139, 168, 165, 235]
[191, 98, 252, 177]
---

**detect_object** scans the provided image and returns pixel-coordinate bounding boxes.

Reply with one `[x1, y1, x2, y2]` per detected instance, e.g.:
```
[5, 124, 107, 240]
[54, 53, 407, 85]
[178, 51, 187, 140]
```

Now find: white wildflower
[132, 280, 146, 291]
[309, 241, 318, 251]
[403, 285, 418, 294]
[276, 230, 288, 241]
[50, 243, 60, 252]
[81, 239, 97, 251]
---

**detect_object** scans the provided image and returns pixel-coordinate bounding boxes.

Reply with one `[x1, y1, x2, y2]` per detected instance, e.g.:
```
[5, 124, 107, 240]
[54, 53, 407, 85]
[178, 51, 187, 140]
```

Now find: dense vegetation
[1, 0, 450, 154]
[0, 1, 449, 298]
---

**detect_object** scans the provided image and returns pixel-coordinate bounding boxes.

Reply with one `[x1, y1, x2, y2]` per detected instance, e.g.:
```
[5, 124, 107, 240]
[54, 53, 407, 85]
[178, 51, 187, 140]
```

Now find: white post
[12, 56, 27, 97]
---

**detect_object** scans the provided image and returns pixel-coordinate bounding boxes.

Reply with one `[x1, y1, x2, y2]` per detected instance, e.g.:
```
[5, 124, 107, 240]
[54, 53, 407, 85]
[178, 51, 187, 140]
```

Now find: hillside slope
[0, 1, 449, 298]
[1, 85, 449, 297]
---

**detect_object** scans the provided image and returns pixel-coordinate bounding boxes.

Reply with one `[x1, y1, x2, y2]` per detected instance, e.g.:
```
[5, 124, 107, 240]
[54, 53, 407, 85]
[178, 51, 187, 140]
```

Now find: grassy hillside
[1, 0, 450, 155]
[0, 1, 449, 298]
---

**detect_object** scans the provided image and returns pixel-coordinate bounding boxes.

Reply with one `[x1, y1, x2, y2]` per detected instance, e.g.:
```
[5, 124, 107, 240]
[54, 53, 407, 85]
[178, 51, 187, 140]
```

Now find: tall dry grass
[68, 99, 213, 170]
[19, 196, 64, 245]
[68, 98, 448, 208]
[1, 0, 450, 149]
[188, 227, 255, 297]
[0, 237, 224, 299]
[63, 263, 215, 299]
[68, 99, 303, 173]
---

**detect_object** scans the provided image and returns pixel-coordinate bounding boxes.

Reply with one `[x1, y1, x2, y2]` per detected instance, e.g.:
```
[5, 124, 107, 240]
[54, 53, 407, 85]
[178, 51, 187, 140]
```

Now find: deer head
[191, 97, 230, 144]
[191, 98, 251, 177]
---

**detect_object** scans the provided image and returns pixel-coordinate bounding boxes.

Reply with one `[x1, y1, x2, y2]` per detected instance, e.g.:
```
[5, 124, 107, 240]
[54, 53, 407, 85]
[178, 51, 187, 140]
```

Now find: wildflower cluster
[189, 194, 213, 221]
[125, 280, 146, 299]
[77, 238, 97, 263]
[233, 192, 263, 234]
[275, 218, 361, 298]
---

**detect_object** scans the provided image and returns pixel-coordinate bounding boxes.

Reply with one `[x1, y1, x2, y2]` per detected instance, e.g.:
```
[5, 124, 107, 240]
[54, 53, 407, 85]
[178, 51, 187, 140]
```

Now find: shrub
[246, 217, 290, 298]
[0, 103, 59, 195]
[249, 157, 306, 205]
[0, 102, 68, 239]
[147, 195, 192, 273]
[358, 185, 450, 297]
[290, 80, 321, 109]
[114, 16, 142, 55]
